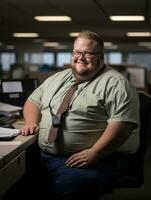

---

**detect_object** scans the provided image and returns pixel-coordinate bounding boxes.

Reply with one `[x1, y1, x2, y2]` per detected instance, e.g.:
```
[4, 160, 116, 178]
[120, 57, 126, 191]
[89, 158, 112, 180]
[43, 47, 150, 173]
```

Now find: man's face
[71, 37, 104, 81]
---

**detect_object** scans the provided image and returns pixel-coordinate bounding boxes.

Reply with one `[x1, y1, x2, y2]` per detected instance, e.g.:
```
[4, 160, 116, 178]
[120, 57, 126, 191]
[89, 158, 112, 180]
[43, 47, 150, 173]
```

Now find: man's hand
[20, 122, 39, 136]
[66, 148, 99, 168]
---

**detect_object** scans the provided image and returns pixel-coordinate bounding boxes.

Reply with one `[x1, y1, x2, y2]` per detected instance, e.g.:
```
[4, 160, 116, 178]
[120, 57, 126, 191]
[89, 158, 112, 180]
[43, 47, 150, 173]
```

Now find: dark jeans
[40, 151, 119, 200]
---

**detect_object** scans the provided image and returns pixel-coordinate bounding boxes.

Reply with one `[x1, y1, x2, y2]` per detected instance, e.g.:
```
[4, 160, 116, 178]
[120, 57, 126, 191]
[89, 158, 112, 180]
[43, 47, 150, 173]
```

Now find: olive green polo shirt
[28, 66, 140, 155]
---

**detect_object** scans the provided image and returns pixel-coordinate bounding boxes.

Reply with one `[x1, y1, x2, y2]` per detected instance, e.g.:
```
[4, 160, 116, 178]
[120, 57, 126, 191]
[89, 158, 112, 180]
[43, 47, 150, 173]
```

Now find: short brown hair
[76, 30, 104, 51]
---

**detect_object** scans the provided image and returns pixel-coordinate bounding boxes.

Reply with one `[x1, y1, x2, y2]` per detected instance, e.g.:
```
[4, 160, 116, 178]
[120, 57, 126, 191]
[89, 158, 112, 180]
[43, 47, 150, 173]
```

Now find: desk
[0, 133, 38, 199]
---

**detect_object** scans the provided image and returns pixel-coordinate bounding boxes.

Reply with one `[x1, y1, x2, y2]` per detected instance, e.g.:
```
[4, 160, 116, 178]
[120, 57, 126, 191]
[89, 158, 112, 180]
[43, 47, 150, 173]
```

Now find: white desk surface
[0, 120, 38, 198]
[0, 134, 38, 169]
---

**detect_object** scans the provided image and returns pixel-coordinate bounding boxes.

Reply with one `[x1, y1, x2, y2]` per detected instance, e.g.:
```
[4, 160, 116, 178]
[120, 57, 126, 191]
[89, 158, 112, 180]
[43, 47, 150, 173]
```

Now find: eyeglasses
[72, 50, 102, 58]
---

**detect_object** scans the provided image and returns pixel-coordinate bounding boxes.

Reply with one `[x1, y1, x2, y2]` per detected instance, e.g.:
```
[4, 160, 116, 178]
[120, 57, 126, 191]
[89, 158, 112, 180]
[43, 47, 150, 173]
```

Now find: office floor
[101, 143, 151, 200]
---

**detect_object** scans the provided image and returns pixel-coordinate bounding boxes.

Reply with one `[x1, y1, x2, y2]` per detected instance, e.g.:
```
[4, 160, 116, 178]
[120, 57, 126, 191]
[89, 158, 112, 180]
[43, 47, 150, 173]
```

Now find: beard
[71, 65, 92, 81]
[72, 65, 89, 75]
[71, 58, 103, 81]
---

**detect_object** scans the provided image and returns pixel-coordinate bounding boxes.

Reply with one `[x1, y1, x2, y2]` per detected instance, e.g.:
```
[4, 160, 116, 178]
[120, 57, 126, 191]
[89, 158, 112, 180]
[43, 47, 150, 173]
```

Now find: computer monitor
[0, 78, 38, 107]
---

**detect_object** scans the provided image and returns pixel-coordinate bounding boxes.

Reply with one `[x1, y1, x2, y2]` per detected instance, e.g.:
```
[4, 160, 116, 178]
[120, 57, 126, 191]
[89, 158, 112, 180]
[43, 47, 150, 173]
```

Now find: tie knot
[72, 81, 80, 89]
[74, 80, 82, 86]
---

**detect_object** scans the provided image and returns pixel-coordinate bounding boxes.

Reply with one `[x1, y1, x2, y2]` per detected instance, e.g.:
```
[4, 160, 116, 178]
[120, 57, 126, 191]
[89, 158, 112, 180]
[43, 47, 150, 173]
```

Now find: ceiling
[0, 0, 151, 51]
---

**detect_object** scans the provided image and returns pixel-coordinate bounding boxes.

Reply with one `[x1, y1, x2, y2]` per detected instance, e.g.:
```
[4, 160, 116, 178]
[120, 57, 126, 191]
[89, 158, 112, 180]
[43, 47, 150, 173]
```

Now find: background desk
[0, 134, 38, 199]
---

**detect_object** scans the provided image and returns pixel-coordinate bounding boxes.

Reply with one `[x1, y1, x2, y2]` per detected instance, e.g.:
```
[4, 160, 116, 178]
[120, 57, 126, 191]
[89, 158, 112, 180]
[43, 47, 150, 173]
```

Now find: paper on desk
[0, 101, 22, 114]
[0, 127, 20, 139]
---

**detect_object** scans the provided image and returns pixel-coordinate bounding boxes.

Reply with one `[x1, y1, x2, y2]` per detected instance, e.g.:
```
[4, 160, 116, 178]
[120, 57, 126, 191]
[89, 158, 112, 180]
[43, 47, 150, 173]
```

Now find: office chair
[107, 91, 151, 192]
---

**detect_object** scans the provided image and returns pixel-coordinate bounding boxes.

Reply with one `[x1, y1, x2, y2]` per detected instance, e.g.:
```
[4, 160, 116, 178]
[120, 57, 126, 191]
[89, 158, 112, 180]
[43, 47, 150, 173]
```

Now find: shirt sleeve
[105, 77, 140, 128]
[27, 83, 44, 108]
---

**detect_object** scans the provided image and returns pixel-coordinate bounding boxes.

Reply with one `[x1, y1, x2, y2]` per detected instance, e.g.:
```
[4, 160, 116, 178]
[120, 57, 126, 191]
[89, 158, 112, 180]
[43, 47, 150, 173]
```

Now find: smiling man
[71, 33, 104, 81]
[21, 31, 140, 200]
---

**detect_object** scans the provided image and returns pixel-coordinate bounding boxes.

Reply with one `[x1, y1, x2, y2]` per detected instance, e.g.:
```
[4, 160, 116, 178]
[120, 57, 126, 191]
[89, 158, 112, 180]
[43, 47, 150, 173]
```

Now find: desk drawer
[0, 151, 25, 197]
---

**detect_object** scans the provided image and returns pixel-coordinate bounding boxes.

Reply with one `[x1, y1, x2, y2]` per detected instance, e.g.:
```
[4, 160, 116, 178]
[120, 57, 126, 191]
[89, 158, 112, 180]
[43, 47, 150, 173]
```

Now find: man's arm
[91, 121, 133, 156]
[20, 100, 41, 135]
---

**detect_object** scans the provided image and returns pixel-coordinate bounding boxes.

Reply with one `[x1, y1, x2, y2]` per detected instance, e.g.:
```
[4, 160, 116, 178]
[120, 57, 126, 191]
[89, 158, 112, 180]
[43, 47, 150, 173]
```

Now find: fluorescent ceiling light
[6, 45, 15, 50]
[13, 33, 39, 37]
[69, 32, 79, 37]
[104, 42, 113, 47]
[54, 45, 68, 50]
[104, 45, 118, 49]
[127, 32, 151, 37]
[138, 42, 151, 46]
[34, 16, 71, 21]
[33, 38, 46, 43]
[110, 16, 145, 21]
[43, 42, 60, 47]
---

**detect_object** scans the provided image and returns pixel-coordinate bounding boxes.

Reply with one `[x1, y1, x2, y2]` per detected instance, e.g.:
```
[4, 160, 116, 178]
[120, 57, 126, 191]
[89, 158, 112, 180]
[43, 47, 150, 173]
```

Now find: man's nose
[79, 53, 86, 59]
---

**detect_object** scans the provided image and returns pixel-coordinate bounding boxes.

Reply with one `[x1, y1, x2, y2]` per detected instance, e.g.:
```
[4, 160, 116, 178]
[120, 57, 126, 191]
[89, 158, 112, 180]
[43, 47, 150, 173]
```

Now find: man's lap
[40, 151, 118, 199]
